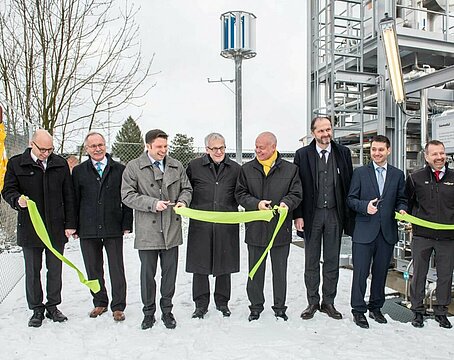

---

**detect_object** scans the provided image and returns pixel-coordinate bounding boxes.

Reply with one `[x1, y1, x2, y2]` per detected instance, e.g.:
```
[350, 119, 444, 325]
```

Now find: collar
[30, 150, 47, 166]
[431, 166, 446, 174]
[316, 143, 331, 155]
[148, 153, 163, 167]
[91, 157, 107, 167]
[373, 162, 388, 171]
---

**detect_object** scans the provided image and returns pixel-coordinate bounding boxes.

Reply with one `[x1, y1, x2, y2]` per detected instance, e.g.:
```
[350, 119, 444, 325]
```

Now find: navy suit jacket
[347, 162, 407, 245]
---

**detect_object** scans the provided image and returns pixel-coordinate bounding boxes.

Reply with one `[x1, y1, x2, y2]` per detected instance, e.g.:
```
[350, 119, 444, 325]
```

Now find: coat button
[151, 184, 154, 187]
[152, 220, 156, 224]
[98, 225, 102, 229]
[98, 201, 102, 205]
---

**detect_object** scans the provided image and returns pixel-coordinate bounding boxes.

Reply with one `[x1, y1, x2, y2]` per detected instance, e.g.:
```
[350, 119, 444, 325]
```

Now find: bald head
[30, 129, 54, 161]
[255, 131, 277, 161]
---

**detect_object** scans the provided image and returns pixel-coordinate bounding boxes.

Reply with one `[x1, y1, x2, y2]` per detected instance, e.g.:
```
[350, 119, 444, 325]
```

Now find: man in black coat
[347, 135, 407, 328]
[72, 132, 133, 322]
[406, 140, 454, 329]
[236, 132, 302, 321]
[294, 116, 354, 321]
[2, 129, 76, 327]
[186, 132, 241, 319]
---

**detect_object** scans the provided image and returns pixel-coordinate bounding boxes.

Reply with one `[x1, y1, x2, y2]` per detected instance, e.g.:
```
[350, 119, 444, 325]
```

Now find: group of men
[2, 116, 453, 331]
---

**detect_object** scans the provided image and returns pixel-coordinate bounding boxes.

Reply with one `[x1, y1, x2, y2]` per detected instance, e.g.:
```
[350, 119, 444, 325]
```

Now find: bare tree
[0, 0, 155, 152]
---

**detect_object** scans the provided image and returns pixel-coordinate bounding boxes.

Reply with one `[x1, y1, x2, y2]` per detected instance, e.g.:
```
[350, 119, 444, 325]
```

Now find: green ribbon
[25, 197, 101, 293]
[395, 212, 454, 230]
[175, 206, 288, 279]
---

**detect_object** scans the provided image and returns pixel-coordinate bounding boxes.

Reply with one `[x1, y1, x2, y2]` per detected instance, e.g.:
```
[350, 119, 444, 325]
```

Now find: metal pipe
[234, 55, 243, 164]
[420, 88, 429, 152]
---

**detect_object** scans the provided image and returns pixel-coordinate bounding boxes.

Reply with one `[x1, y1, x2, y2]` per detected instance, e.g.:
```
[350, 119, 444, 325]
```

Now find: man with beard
[347, 135, 407, 328]
[186, 132, 241, 319]
[406, 140, 454, 329]
[294, 116, 354, 321]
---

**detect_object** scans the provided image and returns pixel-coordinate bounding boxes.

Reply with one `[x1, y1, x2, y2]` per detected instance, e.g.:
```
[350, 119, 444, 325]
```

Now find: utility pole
[220, 11, 256, 164]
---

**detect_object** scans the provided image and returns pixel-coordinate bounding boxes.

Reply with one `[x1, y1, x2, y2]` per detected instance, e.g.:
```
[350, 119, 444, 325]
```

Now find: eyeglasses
[206, 146, 226, 152]
[86, 143, 106, 149]
[32, 141, 54, 154]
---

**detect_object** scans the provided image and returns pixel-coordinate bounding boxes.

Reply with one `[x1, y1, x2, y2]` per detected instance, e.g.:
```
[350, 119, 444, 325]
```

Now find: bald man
[2, 129, 76, 327]
[235, 132, 302, 321]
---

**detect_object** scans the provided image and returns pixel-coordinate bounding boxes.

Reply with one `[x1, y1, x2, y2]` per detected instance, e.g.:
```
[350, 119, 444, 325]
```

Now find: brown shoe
[113, 310, 125, 322]
[301, 304, 320, 320]
[89, 306, 107, 318]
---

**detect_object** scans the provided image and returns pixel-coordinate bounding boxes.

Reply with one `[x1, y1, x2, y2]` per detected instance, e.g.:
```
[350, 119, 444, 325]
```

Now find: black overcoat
[235, 153, 302, 247]
[2, 148, 76, 247]
[72, 154, 133, 239]
[293, 139, 355, 241]
[186, 155, 241, 276]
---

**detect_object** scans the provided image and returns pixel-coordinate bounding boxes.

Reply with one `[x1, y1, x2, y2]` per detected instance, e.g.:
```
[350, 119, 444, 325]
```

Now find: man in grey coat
[121, 129, 192, 330]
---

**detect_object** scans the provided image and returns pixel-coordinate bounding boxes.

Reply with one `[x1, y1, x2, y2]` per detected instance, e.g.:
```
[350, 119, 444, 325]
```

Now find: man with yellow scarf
[235, 132, 302, 321]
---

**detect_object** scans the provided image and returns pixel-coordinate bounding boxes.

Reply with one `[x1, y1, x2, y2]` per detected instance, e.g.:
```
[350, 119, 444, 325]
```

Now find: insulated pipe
[420, 89, 429, 157]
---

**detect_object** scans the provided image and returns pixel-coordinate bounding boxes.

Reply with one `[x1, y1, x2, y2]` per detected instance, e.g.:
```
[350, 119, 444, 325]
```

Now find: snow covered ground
[0, 229, 453, 360]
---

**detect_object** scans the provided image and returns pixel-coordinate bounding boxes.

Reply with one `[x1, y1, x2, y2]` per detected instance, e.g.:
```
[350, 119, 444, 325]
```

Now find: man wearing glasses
[72, 132, 133, 322]
[186, 133, 241, 319]
[2, 129, 76, 327]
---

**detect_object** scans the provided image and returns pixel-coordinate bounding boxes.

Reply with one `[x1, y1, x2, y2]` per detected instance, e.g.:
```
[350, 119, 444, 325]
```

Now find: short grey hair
[84, 131, 106, 147]
[204, 132, 225, 147]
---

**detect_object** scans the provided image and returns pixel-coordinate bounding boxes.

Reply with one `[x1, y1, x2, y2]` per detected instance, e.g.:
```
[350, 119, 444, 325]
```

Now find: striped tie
[96, 162, 103, 177]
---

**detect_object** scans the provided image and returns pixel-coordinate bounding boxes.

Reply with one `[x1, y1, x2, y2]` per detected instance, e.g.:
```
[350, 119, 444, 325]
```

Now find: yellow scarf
[257, 150, 278, 175]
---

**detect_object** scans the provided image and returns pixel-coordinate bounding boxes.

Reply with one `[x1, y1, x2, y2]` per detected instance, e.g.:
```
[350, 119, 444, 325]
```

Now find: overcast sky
[125, 0, 308, 151]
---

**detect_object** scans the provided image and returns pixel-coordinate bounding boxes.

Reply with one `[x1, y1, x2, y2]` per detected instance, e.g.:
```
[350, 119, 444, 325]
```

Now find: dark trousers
[192, 273, 231, 308]
[410, 236, 454, 316]
[351, 231, 394, 314]
[304, 207, 341, 305]
[247, 244, 290, 313]
[80, 237, 127, 312]
[138, 247, 178, 316]
[22, 242, 64, 312]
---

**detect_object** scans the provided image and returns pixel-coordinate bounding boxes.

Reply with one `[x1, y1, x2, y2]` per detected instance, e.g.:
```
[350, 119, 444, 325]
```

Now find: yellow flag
[0, 122, 7, 192]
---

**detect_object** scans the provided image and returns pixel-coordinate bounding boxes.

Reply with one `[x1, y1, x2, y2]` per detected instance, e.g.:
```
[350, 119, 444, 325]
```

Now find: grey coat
[121, 152, 192, 250]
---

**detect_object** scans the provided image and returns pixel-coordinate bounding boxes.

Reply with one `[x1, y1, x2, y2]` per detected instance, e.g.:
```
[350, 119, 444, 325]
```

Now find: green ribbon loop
[25, 197, 101, 293]
[395, 212, 454, 230]
[175, 205, 288, 279]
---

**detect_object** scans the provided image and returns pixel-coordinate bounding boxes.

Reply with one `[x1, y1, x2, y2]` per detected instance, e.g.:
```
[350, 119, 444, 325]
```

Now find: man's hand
[123, 230, 131, 235]
[399, 209, 407, 215]
[18, 196, 28, 208]
[174, 201, 186, 209]
[258, 200, 272, 210]
[156, 200, 172, 211]
[279, 202, 288, 210]
[367, 198, 378, 215]
[65, 229, 76, 238]
[294, 217, 304, 231]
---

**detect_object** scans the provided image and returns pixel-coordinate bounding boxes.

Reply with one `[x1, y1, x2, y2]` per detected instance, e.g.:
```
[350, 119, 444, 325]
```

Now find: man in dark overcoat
[2, 129, 76, 327]
[293, 116, 354, 321]
[186, 132, 241, 319]
[72, 131, 133, 322]
[235, 131, 302, 322]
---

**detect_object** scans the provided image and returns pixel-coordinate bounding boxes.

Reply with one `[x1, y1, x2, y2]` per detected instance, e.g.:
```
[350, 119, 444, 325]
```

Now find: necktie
[376, 167, 385, 196]
[96, 162, 103, 177]
[153, 160, 162, 172]
[321, 149, 328, 163]
[36, 159, 45, 171]
[434, 170, 441, 182]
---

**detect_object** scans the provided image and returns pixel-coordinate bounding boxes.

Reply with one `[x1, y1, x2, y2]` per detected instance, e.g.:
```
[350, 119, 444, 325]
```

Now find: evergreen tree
[169, 133, 196, 167]
[112, 116, 144, 163]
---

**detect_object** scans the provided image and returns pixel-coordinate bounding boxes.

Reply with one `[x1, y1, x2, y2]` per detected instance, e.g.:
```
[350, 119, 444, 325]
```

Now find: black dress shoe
[141, 315, 156, 330]
[162, 312, 177, 329]
[248, 310, 260, 322]
[301, 304, 320, 320]
[274, 310, 288, 321]
[45, 308, 68, 323]
[353, 313, 369, 329]
[216, 305, 231, 317]
[435, 315, 452, 329]
[28, 311, 45, 328]
[320, 303, 342, 320]
[369, 310, 387, 324]
[192, 307, 208, 319]
[411, 313, 424, 328]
